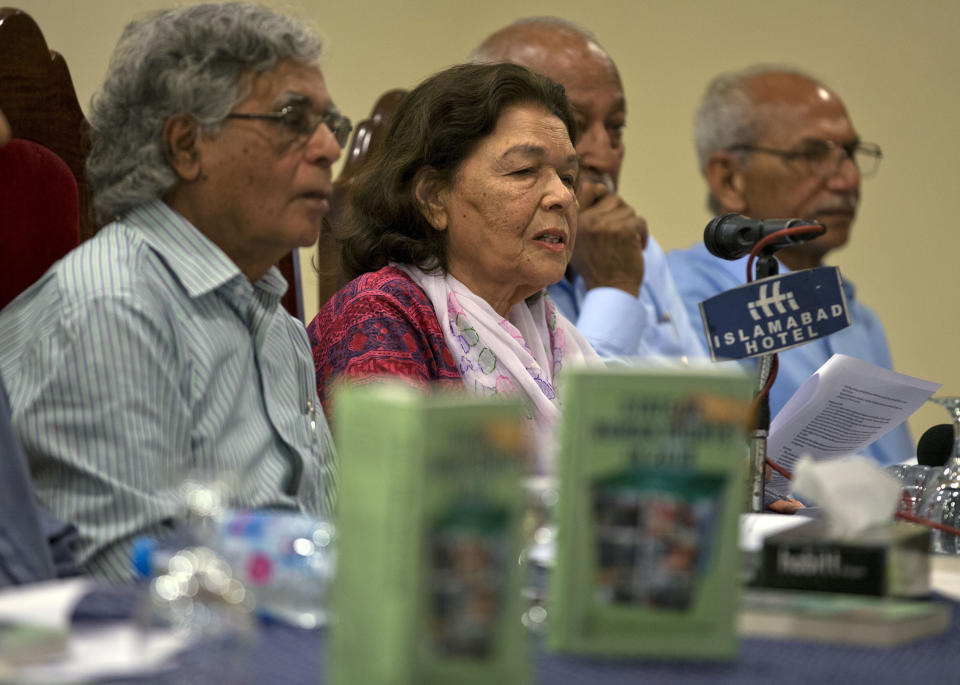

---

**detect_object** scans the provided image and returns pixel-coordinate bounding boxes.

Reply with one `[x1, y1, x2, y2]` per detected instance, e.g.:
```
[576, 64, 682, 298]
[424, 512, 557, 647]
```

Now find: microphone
[704, 213, 826, 260]
[917, 424, 955, 467]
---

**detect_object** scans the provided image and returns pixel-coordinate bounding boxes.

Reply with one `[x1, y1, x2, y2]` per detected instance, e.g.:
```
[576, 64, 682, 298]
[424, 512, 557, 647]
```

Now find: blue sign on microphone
[699, 266, 850, 361]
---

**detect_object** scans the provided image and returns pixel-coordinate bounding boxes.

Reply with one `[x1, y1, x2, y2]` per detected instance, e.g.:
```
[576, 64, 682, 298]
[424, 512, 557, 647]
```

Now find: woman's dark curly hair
[341, 62, 577, 279]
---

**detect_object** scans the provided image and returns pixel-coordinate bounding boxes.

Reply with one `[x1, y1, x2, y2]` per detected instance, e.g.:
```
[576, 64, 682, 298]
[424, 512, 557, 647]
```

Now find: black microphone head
[703, 214, 827, 261]
[703, 213, 750, 260]
[917, 423, 955, 467]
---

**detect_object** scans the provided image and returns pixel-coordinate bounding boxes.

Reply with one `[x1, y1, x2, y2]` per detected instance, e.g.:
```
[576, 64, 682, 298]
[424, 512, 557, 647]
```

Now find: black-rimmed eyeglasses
[726, 139, 882, 178]
[226, 104, 353, 148]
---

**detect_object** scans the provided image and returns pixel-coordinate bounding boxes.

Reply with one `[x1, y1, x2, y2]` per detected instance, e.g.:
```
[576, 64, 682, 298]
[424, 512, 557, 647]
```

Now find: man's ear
[413, 167, 449, 231]
[163, 115, 203, 182]
[704, 150, 747, 214]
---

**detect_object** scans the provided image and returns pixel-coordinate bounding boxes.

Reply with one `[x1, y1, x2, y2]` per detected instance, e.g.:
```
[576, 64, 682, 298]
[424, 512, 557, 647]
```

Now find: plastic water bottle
[133, 510, 336, 629]
[212, 510, 336, 629]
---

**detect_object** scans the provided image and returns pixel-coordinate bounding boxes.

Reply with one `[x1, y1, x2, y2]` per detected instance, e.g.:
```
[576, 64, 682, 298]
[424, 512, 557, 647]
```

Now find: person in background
[470, 18, 705, 363]
[308, 63, 600, 471]
[0, 2, 343, 580]
[667, 65, 912, 465]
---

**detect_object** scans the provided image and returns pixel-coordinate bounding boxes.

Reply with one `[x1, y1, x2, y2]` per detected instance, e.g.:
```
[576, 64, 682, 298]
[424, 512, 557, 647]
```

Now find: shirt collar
[125, 200, 288, 301]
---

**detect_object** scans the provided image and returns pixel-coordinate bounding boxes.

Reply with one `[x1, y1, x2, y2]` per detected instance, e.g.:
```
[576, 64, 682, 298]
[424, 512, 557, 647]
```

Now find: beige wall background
[13, 0, 959, 442]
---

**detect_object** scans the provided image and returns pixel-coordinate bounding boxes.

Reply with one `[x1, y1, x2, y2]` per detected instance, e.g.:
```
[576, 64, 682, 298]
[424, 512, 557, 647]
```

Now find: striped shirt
[0, 201, 336, 580]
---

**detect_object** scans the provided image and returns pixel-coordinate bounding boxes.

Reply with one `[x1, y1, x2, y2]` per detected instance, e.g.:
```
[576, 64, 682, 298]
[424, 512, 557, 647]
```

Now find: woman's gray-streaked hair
[86, 2, 322, 225]
[693, 64, 814, 212]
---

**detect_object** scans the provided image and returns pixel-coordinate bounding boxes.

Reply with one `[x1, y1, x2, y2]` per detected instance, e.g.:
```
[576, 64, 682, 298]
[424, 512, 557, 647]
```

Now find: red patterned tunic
[307, 265, 462, 417]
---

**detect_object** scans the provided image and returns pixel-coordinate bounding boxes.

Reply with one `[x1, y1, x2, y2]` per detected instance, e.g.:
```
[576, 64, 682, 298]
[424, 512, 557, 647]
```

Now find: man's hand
[766, 497, 805, 515]
[764, 465, 805, 514]
[572, 176, 648, 297]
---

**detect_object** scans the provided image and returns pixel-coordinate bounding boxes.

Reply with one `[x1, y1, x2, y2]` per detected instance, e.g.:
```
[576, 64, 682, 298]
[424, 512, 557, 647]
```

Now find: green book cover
[329, 382, 530, 685]
[549, 365, 752, 658]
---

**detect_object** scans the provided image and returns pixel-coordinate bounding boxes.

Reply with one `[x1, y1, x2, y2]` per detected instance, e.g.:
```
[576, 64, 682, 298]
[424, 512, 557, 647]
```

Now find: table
[72, 584, 960, 684]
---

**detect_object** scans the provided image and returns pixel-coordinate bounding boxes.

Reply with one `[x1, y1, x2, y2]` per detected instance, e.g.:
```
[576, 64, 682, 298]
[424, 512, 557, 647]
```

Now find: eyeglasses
[225, 104, 353, 148]
[726, 139, 883, 179]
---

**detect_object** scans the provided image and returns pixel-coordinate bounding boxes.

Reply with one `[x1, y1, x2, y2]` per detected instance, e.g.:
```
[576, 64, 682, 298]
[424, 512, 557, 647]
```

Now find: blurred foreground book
[739, 589, 950, 647]
[550, 366, 752, 659]
[330, 382, 529, 685]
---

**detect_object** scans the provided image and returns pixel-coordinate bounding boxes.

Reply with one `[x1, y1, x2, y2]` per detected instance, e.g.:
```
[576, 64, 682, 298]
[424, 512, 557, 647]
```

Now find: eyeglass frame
[725, 139, 883, 178]
[225, 104, 353, 148]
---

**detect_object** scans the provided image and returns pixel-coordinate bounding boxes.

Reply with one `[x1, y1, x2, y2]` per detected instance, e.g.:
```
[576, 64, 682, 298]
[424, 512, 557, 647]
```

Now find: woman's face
[423, 103, 579, 317]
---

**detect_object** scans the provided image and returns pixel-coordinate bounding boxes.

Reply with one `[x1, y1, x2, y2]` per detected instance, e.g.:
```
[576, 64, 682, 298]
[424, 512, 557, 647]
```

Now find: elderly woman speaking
[308, 63, 600, 463]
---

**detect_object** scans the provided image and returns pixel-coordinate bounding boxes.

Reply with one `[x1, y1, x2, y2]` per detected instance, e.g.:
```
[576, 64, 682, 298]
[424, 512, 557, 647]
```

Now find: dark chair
[275, 251, 304, 322]
[315, 89, 408, 309]
[0, 7, 86, 310]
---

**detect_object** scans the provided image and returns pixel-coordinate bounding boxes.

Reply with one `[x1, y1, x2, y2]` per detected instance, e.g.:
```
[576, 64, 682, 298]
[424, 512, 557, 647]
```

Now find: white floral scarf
[398, 264, 601, 469]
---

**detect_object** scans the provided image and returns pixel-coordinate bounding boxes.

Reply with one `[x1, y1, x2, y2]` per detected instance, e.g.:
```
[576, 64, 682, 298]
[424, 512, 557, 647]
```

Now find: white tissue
[792, 455, 902, 538]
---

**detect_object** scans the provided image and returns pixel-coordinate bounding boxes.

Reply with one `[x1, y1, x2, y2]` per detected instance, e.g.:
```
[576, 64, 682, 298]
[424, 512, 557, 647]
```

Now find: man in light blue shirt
[668, 66, 912, 465]
[471, 19, 705, 362]
[0, 3, 347, 579]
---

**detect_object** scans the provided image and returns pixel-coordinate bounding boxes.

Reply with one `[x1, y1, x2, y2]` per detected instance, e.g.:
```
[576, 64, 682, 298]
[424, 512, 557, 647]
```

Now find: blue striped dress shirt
[0, 201, 336, 580]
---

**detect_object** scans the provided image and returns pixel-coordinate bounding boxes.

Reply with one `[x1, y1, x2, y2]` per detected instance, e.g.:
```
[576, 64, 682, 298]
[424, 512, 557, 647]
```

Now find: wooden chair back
[0, 7, 92, 240]
[0, 8, 88, 309]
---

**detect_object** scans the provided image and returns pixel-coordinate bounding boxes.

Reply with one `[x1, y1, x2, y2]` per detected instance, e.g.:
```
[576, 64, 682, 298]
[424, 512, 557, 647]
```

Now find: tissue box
[754, 521, 931, 598]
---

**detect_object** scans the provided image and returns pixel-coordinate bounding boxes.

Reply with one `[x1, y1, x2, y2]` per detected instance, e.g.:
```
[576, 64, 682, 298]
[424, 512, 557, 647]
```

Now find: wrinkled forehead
[493, 29, 623, 98]
[236, 59, 330, 108]
[540, 47, 620, 99]
[746, 74, 856, 146]
[753, 101, 857, 149]
[487, 103, 578, 156]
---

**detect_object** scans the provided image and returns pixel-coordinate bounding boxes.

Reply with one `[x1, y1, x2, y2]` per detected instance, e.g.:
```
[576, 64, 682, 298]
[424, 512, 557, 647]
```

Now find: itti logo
[747, 281, 799, 321]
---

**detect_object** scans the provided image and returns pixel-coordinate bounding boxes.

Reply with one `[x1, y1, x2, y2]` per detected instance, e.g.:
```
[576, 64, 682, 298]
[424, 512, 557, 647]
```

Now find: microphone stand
[749, 252, 778, 513]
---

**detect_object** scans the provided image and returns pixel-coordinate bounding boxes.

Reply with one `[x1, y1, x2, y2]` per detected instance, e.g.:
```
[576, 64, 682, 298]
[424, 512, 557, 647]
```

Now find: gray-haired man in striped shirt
[0, 3, 345, 580]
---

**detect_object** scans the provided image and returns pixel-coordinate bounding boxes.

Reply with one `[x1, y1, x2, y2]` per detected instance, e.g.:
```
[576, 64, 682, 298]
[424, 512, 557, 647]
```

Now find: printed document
[767, 354, 940, 496]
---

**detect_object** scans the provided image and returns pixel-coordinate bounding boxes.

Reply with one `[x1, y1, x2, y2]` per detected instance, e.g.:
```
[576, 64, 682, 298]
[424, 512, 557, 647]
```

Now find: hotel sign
[699, 267, 851, 361]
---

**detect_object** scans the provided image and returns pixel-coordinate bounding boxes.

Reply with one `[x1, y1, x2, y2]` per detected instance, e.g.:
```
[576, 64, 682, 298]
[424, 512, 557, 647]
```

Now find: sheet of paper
[0, 579, 185, 684]
[0, 578, 92, 630]
[931, 555, 960, 602]
[766, 354, 940, 496]
[739, 513, 809, 553]
[12, 624, 184, 685]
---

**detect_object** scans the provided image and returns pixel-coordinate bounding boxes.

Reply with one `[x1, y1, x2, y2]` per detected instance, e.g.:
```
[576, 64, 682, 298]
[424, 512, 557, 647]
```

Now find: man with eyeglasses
[668, 65, 912, 466]
[0, 3, 345, 579]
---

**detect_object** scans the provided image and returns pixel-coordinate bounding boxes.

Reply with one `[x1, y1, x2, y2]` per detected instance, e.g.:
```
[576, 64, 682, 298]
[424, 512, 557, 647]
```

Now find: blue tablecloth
[74, 588, 960, 684]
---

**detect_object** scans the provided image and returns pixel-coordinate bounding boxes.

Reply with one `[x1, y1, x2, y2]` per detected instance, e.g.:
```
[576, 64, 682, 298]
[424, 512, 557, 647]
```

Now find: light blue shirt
[548, 235, 707, 361]
[667, 241, 914, 465]
[0, 201, 336, 580]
